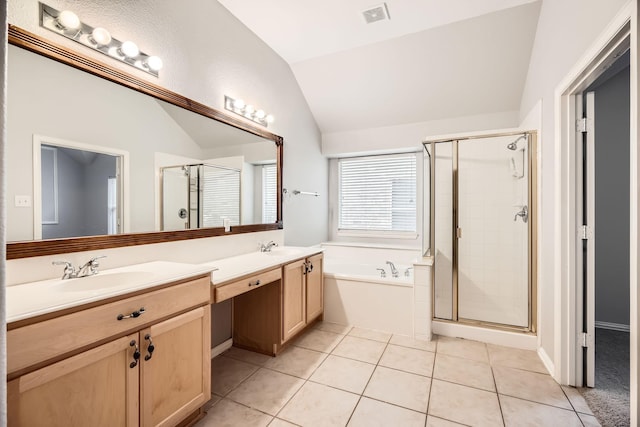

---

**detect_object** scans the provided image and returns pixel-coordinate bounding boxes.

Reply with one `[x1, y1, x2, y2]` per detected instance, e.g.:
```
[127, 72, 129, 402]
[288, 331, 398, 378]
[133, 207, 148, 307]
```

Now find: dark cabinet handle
[248, 280, 261, 287]
[117, 307, 146, 321]
[304, 261, 314, 274]
[144, 334, 155, 361]
[129, 340, 140, 368]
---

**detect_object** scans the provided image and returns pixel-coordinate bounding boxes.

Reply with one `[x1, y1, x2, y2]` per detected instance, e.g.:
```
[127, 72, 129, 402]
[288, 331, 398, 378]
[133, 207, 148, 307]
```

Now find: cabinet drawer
[8, 276, 210, 376]
[214, 268, 282, 302]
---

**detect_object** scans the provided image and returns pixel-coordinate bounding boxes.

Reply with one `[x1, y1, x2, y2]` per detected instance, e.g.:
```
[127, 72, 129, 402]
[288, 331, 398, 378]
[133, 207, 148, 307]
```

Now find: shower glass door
[456, 135, 529, 327]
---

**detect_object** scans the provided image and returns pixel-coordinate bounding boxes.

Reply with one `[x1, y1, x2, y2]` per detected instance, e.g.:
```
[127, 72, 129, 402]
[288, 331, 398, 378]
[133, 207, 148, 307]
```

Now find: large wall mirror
[6, 26, 283, 259]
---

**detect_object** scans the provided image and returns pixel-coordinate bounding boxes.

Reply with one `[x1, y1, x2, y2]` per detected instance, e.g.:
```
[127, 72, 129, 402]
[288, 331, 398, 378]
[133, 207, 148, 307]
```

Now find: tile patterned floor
[196, 322, 600, 427]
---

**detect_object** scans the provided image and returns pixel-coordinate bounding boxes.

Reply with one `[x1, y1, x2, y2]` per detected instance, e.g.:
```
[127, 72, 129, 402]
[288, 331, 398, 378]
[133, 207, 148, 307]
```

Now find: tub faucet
[386, 261, 399, 278]
[260, 241, 278, 252]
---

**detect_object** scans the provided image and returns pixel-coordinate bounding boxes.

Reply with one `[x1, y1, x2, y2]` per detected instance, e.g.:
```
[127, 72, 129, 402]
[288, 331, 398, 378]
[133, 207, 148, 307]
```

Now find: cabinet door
[8, 334, 139, 427]
[306, 254, 324, 322]
[282, 259, 307, 342]
[140, 306, 211, 427]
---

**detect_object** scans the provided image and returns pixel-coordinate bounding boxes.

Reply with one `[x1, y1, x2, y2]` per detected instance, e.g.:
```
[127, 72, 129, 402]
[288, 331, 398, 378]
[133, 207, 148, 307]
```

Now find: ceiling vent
[362, 3, 390, 24]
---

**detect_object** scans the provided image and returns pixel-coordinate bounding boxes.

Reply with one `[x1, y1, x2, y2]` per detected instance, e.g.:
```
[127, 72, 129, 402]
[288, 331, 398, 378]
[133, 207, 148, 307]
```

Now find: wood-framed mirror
[6, 25, 283, 260]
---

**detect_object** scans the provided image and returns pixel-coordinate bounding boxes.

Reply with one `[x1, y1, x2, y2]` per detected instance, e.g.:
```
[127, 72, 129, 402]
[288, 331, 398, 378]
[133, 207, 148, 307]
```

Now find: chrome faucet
[260, 241, 278, 252]
[52, 256, 106, 279]
[386, 261, 399, 278]
[77, 256, 107, 277]
[52, 260, 76, 279]
[376, 268, 386, 278]
[404, 267, 413, 277]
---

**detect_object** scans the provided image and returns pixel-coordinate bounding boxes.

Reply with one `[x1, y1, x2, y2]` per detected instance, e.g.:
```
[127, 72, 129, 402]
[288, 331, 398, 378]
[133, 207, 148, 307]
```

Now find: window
[338, 154, 416, 233]
[262, 163, 277, 223]
[202, 165, 240, 227]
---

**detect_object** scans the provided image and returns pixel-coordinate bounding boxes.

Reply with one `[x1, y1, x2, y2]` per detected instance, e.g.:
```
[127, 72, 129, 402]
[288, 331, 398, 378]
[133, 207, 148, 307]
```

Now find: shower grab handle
[514, 206, 528, 223]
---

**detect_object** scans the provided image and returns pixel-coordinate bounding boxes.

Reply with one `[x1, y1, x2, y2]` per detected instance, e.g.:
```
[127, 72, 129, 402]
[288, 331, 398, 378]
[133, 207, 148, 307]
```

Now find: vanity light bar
[39, 3, 163, 78]
[224, 95, 274, 127]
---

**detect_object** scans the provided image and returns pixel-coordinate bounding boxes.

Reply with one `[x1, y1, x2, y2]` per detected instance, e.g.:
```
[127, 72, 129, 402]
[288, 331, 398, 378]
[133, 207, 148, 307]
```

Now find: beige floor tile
[379, 344, 435, 377]
[315, 321, 353, 335]
[293, 328, 344, 353]
[195, 399, 273, 427]
[278, 382, 360, 427]
[487, 344, 548, 374]
[428, 379, 502, 427]
[227, 368, 305, 416]
[390, 334, 437, 352]
[493, 366, 572, 410]
[348, 327, 392, 343]
[309, 355, 375, 394]
[364, 366, 431, 413]
[348, 397, 426, 427]
[426, 416, 467, 426]
[562, 386, 593, 415]
[223, 346, 273, 366]
[433, 353, 495, 392]
[578, 413, 602, 427]
[211, 356, 259, 396]
[269, 418, 299, 427]
[332, 336, 387, 364]
[436, 336, 489, 363]
[203, 394, 221, 411]
[263, 345, 327, 379]
[500, 395, 583, 427]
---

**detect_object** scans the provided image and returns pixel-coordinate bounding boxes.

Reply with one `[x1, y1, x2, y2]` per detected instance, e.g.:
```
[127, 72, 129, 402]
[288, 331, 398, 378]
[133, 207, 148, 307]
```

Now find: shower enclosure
[161, 164, 240, 231]
[424, 132, 537, 331]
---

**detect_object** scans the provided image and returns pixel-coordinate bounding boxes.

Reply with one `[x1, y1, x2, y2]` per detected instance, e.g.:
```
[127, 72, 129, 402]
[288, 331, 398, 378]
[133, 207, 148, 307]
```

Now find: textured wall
[7, 0, 327, 246]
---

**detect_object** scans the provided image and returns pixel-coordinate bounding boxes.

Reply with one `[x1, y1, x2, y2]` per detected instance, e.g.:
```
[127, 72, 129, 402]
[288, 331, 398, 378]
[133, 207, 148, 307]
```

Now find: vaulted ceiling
[218, 0, 542, 133]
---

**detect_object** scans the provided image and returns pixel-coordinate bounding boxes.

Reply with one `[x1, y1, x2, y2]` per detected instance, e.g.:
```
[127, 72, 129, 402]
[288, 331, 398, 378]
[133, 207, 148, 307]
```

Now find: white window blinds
[339, 154, 416, 232]
[201, 165, 240, 227]
[262, 164, 277, 223]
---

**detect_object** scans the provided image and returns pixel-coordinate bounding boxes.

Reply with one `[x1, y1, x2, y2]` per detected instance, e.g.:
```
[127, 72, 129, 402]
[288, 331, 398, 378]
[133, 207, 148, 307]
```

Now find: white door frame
[554, 2, 637, 424]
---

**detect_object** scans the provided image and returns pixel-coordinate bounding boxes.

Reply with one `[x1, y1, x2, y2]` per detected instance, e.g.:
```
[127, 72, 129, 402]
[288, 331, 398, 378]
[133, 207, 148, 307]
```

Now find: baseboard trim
[537, 346, 555, 378]
[211, 338, 233, 359]
[595, 321, 630, 332]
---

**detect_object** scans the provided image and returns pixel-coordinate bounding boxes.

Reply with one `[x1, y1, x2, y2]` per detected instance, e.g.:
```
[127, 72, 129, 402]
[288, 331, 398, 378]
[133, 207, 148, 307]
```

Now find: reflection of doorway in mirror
[33, 135, 129, 240]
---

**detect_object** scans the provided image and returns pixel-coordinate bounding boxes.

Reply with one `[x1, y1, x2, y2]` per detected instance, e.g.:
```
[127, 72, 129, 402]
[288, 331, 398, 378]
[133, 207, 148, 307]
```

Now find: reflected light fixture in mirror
[40, 3, 163, 77]
[225, 95, 274, 127]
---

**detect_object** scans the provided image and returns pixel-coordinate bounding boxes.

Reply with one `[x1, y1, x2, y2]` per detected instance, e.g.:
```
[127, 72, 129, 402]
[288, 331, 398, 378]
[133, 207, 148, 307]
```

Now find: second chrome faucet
[52, 256, 106, 279]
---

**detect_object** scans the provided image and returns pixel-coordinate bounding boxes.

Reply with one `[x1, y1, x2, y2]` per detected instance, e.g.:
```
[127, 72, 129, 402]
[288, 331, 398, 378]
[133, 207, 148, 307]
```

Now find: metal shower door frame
[425, 130, 538, 333]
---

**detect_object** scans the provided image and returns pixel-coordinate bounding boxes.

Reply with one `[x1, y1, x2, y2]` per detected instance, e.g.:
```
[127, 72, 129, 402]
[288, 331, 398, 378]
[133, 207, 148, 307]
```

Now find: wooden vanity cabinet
[305, 253, 324, 323]
[232, 253, 324, 355]
[7, 276, 211, 427]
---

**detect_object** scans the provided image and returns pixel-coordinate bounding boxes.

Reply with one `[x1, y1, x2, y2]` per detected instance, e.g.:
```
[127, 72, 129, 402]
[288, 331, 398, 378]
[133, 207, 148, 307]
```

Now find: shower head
[507, 135, 527, 151]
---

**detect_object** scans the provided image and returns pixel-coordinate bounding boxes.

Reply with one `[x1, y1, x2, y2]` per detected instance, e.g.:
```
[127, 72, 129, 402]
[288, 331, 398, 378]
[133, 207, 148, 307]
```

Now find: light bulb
[119, 41, 139, 58]
[57, 10, 80, 31]
[146, 56, 163, 71]
[245, 105, 255, 115]
[255, 110, 266, 119]
[91, 27, 112, 46]
[266, 115, 274, 124]
[233, 99, 245, 110]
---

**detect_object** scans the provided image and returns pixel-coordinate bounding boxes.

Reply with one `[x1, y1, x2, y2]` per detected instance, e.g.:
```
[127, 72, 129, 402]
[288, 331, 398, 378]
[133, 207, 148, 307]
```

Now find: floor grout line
[491, 365, 507, 427]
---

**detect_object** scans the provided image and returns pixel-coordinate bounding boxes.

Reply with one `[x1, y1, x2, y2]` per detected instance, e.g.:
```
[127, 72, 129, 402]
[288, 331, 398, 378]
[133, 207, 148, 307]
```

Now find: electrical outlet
[15, 195, 31, 207]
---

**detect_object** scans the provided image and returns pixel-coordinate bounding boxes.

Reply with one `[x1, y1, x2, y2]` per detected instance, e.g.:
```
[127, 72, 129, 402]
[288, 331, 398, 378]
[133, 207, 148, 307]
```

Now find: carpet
[579, 328, 630, 427]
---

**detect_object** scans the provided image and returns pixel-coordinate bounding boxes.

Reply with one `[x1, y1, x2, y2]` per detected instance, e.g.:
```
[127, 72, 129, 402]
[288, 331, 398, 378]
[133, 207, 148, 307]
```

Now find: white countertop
[7, 261, 216, 323]
[202, 246, 323, 285]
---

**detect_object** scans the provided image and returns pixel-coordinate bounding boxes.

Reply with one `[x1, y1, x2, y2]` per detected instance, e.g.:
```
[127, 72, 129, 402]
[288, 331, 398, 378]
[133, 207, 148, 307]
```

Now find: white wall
[0, 0, 8, 421]
[322, 111, 519, 157]
[518, 0, 630, 372]
[7, 0, 327, 247]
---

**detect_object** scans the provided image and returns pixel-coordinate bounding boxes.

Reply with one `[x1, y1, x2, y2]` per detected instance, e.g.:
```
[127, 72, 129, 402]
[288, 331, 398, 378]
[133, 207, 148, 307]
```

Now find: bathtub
[322, 243, 421, 336]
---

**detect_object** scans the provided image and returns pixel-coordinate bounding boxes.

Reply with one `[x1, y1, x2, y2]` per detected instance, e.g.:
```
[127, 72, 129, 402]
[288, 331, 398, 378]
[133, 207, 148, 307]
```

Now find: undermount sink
[262, 248, 302, 257]
[55, 271, 155, 292]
